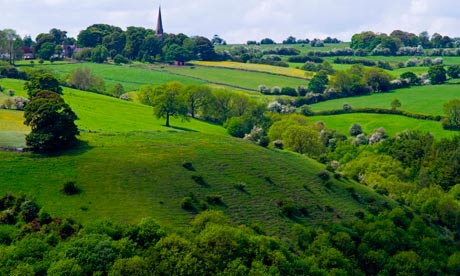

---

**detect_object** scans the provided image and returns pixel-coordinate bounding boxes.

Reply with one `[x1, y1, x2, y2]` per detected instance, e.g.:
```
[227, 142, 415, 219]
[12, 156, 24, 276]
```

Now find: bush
[113, 54, 129, 65]
[182, 162, 195, 171]
[192, 175, 208, 187]
[62, 181, 80, 195]
[273, 139, 284, 149]
[349, 123, 363, 136]
[20, 200, 39, 223]
[206, 194, 224, 205]
[317, 171, 331, 181]
[281, 87, 298, 96]
[181, 197, 196, 211]
[234, 183, 247, 192]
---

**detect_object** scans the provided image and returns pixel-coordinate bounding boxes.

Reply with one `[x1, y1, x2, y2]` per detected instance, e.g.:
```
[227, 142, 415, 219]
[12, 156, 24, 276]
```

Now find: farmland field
[310, 84, 460, 116]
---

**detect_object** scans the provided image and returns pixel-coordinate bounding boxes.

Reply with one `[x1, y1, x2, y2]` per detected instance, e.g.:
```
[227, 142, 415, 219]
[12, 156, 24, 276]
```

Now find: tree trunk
[165, 113, 170, 127]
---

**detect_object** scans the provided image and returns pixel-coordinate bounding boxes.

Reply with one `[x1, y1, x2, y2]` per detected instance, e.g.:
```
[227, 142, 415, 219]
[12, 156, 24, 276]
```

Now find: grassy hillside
[313, 113, 455, 139]
[0, 130, 392, 233]
[310, 84, 460, 116]
[0, 77, 392, 233]
[24, 63, 206, 92]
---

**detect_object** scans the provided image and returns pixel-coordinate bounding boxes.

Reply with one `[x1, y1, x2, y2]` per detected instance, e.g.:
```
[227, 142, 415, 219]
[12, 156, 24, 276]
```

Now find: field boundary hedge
[311, 107, 442, 121]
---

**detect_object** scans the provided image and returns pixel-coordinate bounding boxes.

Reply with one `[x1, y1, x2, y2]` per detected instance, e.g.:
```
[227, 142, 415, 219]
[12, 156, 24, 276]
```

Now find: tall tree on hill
[149, 82, 188, 127]
[25, 73, 63, 98]
[24, 91, 79, 152]
[194, 36, 216, 61]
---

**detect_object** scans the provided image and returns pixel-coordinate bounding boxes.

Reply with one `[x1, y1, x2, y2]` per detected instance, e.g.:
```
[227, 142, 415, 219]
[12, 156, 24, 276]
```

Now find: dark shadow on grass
[168, 125, 198, 133]
[29, 139, 93, 158]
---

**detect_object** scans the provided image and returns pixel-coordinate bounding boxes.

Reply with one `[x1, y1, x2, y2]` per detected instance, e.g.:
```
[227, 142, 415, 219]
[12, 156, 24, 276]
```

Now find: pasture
[310, 84, 460, 116]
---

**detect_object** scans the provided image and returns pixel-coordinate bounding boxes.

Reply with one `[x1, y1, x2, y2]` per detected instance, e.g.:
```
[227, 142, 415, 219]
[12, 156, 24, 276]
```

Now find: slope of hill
[0, 78, 392, 234]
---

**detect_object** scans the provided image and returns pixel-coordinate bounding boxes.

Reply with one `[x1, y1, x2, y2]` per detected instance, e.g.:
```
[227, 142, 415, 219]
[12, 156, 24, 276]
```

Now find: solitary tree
[391, 99, 402, 110]
[428, 64, 447, 84]
[308, 70, 329, 93]
[24, 91, 79, 152]
[150, 82, 188, 127]
[447, 65, 460, 79]
[349, 123, 363, 136]
[91, 45, 109, 63]
[442, 99, 460, 130]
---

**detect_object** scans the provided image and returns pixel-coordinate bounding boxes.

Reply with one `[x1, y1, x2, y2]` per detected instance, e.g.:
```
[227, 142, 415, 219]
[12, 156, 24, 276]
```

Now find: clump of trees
[23, 73, 79, 152]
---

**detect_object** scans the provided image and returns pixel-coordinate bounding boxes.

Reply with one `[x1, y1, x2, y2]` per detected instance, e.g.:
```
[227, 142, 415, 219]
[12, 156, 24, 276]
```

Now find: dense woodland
[3, 24, 460, 275]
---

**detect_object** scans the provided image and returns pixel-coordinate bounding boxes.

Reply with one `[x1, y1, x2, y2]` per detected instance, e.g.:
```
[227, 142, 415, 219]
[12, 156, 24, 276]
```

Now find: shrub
[20, 200, 39, 223]
[206, 194, 224, 205]
[317, 170, 331, 181]
[14, 97, 29, 110]
[272, 86, 281, 95]
[0, 209, 16, 225]
[180, 197, 196, 211]
[349, 123, 363, 136]
[234, 183, 247, 192]
[113, 54, 129, 65]
[300, 105, 313, 116]
[8, 89, 14, 96]
[182, 162, 195, 171]
[119, 93, 131, 101]
[273, 139, 284, 149]
[281, 87, 298, 96]
[62, 181, 80, 195]
[343, 103, 352, 112]
[192, 175, 208, 187]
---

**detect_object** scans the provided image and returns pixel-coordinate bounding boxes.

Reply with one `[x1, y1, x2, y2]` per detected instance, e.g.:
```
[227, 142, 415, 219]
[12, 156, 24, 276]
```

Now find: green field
[160, 65, 309, 90]
[313, 113, 455, 139]
[23, 62, 206, 92]
[310, 84, 460, 116]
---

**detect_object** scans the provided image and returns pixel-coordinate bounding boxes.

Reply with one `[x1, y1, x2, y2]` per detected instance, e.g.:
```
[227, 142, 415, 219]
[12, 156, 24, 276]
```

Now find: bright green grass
[0, 130, 392, 232]
[310, 84, 460, 116]
[0, 110, 29, 148]
[312, 113, 456, 139]
[26, 63, 206, 92]
[0, 78, 227, 147]
[161, 65, 308, 90]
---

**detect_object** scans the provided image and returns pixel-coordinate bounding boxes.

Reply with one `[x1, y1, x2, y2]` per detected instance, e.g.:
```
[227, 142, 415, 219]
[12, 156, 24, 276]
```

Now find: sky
[1, 0, 460, 43]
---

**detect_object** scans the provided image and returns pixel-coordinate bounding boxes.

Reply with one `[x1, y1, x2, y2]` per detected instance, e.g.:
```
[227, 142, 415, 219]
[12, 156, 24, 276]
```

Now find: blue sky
[1, 0, 460, 43]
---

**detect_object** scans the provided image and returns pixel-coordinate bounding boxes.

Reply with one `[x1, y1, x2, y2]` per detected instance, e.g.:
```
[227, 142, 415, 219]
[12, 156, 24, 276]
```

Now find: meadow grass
[161, 65, 308, 90]
[310, 84, 460, 116]
[312, 113, 456, 139]
[0, 130, 391, 232]
[192, 61, 309, 79]
[26, 63, 206, 92]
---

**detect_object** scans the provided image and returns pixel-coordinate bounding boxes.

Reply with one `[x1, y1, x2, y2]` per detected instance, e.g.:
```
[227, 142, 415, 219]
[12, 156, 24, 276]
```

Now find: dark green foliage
[349, 123, 363, 136]
[192, 175, 208, 187]
[24, 73, 63, 98]
[24, 91, 79, 152]
[428, 64, 447, 84]
[447, 65, 460, 79]
[62, 181, 81, 195]
[400, 71, 420, 85]
[234, 183, 247, 192]
[181, 196, 196, 212]
[19, 200, 39, 223]
[317, 170, 331, 181]
[182, 161, 195, 171]
[206, 194, 224, 205]
[113, 54, 128, 64]
[308, 70, 329, 93]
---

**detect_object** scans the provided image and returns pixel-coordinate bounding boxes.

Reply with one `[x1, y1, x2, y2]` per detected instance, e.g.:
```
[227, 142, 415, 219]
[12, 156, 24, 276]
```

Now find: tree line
[0, 26, 220, 64]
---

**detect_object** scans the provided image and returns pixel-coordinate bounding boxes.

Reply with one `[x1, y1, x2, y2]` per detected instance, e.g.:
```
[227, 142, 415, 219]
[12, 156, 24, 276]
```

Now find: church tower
[156, 6, 164, 39]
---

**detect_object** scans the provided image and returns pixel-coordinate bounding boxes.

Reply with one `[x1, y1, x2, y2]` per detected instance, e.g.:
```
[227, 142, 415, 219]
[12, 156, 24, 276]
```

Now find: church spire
[156, 6, 164, 38]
